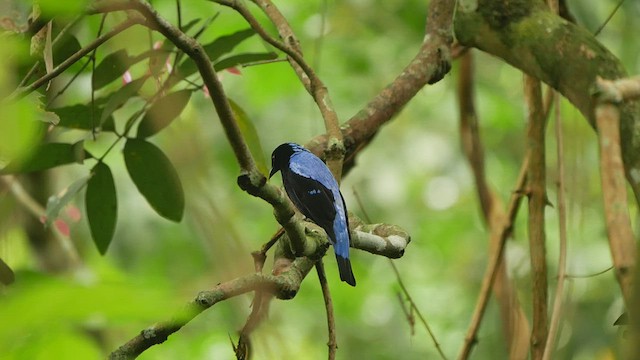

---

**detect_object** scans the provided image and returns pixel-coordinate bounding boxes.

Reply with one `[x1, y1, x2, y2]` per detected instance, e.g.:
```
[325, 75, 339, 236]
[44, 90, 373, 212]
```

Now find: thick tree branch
[454, 0, 640, 206]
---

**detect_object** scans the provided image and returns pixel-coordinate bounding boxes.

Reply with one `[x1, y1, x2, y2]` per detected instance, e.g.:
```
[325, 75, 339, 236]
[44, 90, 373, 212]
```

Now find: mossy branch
[454, 0, 640, 205]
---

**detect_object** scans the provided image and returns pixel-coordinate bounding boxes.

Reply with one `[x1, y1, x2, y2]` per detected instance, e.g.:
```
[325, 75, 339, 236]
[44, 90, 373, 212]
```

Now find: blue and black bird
[270, 143, 356, 286]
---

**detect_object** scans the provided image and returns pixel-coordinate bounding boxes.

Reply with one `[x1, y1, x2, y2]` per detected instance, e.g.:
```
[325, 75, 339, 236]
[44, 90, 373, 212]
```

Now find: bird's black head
[269, 143, 298, 178]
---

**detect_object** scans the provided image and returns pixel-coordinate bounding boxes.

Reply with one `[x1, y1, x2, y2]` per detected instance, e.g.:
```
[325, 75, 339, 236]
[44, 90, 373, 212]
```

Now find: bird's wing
[284, 170, 338, 241]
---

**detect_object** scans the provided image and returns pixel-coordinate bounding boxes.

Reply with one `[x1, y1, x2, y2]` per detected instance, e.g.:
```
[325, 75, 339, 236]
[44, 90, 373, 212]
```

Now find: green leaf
[92, 49, 133, 90]
[180, 18, 202, 35]
[228, 98, 268, 175]
[137, 89, 192, 138]
[86, 162, 117, 254]
[214, 52, 278, 71]
[52, 102, 116, 132]
[1, 141, 90, 174]
[124, 139, 184, 221]
[100, 77, 147, 125]
[204, 28, 256, 60]
[53, 34, 81, 66]
[176, 28, 256, 78]
[44, 174, 91, 227]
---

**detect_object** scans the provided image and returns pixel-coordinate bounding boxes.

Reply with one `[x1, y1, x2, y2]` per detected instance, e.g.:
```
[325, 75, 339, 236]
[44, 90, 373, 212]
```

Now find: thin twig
[352, 189, 438, 355]
[564, 266, 613, 279]
[0, 176, 82, 268]
[524, 74, 549, 360]
[316, 260, 337, 360]
[305, 0, 454, 175]
[213, 0, 344, 179]
[249, 0, 307, 87]
[457, 51, 530, 359]
[18, 15, 84, 88]
[11, 17, 140, 100]
[457, 157, 529, 360]
[90, 14, 108, 140]
[390, 261, 448, 360]
[45, 57, 92, 107]
[236, 291, 271, 360]
[542, 90, 568, 360]
[594, 0, 626, 36]
[108, 265, 314, 359]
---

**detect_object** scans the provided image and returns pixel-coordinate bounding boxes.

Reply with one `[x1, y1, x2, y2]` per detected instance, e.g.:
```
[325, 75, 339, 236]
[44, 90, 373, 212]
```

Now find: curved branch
[454, 0, 640, 205]
[109, 216, 411, 358]
[306, 0, 455, 169]
[109, 257, 315, 359]
[457, 51, 530, 359]
[212, 0, 345, 179]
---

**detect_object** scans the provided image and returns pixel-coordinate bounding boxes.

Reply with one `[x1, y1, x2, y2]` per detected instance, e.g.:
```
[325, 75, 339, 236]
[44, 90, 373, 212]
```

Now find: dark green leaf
[93, 49, 133, 90]
[124, 139, 184, 221]
[52, 102, 115, 132]
[181, 18, 202, 35]
[228, 98, 268, 175]
[214, 52, 278, 71]
[0, 258, 15, 285]
[44, 174, 91, 227]
[137, 90, 192, 138]
[176, 28, 256, 78]
[100, 77, 147, 125]
[204, 28, 256, 61]
[1, 141, 90, 174]
[53, 34, 81, 67]
[86, 162, 117, 254]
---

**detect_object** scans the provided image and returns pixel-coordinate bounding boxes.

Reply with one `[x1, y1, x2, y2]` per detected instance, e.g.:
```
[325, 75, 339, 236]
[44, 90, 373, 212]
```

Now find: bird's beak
[269, 167, 277, 179]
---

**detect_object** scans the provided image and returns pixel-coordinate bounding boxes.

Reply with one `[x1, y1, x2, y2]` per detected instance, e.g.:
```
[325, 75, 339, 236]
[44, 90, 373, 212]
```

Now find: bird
[269, 142, 356, 286]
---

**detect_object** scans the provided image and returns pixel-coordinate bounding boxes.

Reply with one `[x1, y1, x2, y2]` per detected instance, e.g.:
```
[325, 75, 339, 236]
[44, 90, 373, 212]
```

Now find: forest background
[1, 0, 639, 359]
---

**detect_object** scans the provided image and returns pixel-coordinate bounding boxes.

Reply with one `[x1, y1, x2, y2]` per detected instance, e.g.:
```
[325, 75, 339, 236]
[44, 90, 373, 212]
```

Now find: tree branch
[306, 0, 455, 171]
[593, 78, 636, 310]
[10, 16, 140, 100]
[109, 258, 315, 360]
[211, 0, 345, 179]
[88, 0, 321, 260]
[454, 0, 640, 206]
[457, 51, 530, 359]
[316, 260, 337, 360]
[109, 219, 411, 358]
[524, 74, 549, 360]
[458, 157, 529, 360]
[543, 83, 568, 360]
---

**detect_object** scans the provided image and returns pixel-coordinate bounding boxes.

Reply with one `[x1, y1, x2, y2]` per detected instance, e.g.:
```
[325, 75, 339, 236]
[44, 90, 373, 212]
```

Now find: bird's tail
[335, 254, 356, 286]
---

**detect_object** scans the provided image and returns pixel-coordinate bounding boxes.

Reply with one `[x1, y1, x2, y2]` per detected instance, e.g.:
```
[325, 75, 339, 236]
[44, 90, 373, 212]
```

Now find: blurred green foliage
[0, 0, 639, 359]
